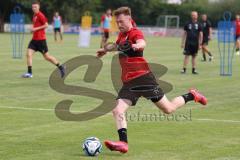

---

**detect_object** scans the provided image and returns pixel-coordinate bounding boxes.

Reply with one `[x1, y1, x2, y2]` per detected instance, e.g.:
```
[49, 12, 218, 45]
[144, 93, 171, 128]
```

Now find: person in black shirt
[201, 14, 213, 61]
[181, 11, 203, 74]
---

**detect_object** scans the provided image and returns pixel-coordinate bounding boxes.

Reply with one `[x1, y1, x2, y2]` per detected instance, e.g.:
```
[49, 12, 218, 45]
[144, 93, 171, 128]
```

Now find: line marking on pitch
[1, 105, 240, 123]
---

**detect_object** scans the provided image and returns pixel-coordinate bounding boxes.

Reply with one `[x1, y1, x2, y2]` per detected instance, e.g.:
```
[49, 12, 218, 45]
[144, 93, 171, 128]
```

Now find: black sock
[203, 54, 206, 61]
[208, 52, 212, 57]
[56, 63, 62, 69]
[192, 68, 196, 73]
[236, 48, 239, 52]
[182, 93, 194, 103]
[28, 66, 32, 74]
[118, 128, 128, 143]
[183, 68, 186, 72]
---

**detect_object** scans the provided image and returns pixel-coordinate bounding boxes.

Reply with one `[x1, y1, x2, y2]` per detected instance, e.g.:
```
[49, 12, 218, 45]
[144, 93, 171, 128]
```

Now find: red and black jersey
[32, 11, 48, 40]
[116, 27, 150, 83]
[235, 20, 240, 36]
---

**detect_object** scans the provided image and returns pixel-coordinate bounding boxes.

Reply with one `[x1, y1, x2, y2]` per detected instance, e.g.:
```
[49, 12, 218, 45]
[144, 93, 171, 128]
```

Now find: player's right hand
[96, 49, 107, 58]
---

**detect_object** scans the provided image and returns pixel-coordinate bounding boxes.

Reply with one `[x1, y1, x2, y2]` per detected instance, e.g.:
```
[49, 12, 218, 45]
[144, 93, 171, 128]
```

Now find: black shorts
[102, 31, 109, 39]
[54, 28, 61, 33]
[117, 72, 164, 106]
[236, 35, 240, 41]
[28, 40, 48, 54]
[183, 43, 199, 56]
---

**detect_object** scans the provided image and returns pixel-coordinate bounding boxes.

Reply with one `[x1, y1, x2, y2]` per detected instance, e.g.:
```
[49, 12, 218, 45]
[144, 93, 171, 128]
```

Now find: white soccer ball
[82, 137, 102, 156]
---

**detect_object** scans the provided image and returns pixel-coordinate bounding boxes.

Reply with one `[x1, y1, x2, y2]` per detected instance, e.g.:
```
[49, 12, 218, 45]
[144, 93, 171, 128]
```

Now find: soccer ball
[82, 137, 102, 156]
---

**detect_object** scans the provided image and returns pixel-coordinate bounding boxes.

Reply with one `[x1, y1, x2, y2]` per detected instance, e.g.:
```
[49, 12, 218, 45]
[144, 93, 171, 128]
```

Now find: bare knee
[155, 102, 175, 114]
[26, 52, 32, 58]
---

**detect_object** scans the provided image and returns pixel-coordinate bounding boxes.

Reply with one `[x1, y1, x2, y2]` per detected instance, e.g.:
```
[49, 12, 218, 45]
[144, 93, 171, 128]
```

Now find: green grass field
[1, 33, 240, 160]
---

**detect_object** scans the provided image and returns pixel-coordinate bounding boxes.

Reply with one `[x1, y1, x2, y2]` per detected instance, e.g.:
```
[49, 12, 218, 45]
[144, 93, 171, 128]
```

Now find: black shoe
[59, 65, 66, 78]
[181, 70, 186, 74]
[192, 71, 198, 75]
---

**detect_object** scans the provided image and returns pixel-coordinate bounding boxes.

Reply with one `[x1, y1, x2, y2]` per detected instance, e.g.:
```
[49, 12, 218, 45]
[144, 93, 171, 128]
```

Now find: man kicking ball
[22, 1, 65, 78]
[97, 7, 207, 153]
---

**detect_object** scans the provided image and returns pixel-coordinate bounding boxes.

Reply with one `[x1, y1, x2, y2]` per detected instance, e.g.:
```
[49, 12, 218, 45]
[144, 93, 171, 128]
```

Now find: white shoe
[22, 73, 33, 78]
[236, 51, 240, 56]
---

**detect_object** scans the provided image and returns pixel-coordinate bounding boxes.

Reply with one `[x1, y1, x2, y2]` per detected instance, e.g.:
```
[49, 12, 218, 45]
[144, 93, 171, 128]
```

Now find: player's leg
[54, 29, 57, 42]
[181, 55, 189, 74]
[42, 52, 65, 78]
[202, 46, 207, 61]
[39, 40, 65, 78]
[22, 49, 35, 78]
[59, 28, 63, 41]
[27, 49, 34, 70]
[153, 89, 207, 114]
[105, 99, 131, 153]
[22, 40, 36, 78]
[202, 43, 213, 61]
[112, 99, 131, 139]
[191, 54, 198, 74]
[43, 52, 59, 64]
[236, 38, 240, 55]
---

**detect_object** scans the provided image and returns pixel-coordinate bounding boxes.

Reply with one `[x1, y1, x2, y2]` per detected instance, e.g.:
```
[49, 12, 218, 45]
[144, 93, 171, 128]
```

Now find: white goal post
[156, 15, 180, 29]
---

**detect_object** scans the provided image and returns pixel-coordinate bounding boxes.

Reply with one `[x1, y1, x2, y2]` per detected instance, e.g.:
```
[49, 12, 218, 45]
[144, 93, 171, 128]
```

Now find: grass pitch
[0, 33, 240, 160]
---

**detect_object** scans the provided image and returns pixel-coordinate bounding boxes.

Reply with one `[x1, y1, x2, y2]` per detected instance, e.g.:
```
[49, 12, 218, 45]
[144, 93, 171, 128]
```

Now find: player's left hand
[199, 45, 202, 49]
[31, 27, 37, 32]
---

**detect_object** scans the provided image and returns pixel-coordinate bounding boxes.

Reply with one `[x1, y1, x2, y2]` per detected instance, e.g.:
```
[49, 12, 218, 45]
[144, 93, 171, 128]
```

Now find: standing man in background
[181, 11, 203, 74]
[201, 14, 213, 61]
[53, 12, 63, 42]
[100, 9, 112, 48]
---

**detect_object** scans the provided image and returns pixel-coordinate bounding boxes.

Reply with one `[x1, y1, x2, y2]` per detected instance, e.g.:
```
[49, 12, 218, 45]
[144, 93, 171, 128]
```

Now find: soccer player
[235, 14, 240, 55]
[201, 14, 213, 61]
[96, 7, 207, 153]
[22, 1, 65, 78]
[100, 9, 112, 48]
[52, 12, 63, 42]
[181, 11, 203, 74]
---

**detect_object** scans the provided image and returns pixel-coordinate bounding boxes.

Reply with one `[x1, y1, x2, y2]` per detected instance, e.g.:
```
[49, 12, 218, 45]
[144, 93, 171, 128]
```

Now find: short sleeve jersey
[116, 28, 150, 82]
[184, 21, 202, 45]
[32, 11, 47, 40]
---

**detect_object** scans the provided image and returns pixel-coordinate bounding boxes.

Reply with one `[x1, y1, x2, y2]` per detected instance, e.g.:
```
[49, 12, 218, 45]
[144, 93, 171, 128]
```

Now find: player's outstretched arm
[96, 43, 118, 58]
[132, 39, 146, 51]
